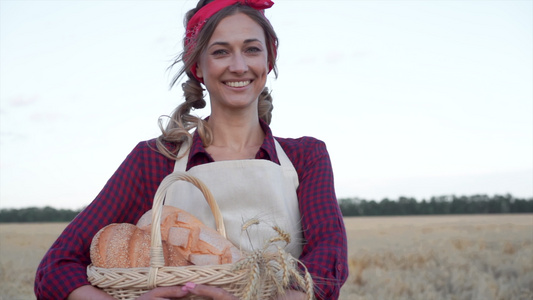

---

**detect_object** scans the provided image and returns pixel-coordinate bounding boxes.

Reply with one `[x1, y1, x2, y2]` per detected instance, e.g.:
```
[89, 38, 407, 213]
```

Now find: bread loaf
[90, 206, 242, 268]
[90, 223, 190, 268]
[137, 205, 242, 265]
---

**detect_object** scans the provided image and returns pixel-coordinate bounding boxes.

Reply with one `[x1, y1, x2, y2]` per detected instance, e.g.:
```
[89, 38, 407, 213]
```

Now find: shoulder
[122, 138, 176, 168]
[117, 138, 175, 191]
[125, 138, 158, 158]
[130, 138, 176, 156]
[274, 136, 330, 169]
[275, 136, 328, 155]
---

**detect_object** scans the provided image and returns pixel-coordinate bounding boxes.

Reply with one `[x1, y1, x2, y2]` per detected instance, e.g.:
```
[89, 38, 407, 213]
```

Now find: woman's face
[196, 13, 268, 114]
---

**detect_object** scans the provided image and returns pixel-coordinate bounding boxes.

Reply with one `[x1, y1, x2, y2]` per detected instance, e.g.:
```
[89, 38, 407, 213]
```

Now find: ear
[195, 63, 203, 79]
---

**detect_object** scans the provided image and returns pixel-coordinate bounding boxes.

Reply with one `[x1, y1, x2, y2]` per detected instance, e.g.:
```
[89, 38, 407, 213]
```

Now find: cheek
[201, 60, 222, 83]
[255, 57, 269, 75]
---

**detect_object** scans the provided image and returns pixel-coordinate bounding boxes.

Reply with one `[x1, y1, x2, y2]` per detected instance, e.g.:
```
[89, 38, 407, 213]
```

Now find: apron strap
[274, 139, 299, 188]
[173, 141, 190, 172]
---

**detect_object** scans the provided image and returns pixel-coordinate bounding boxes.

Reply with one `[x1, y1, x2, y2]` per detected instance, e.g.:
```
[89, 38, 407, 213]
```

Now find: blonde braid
[258, 87, 273, 125]
[156, 78, 213, 159]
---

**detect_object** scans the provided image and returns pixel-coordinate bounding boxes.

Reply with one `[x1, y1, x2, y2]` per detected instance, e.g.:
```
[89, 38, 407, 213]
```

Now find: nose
[228, 53, 248, 74]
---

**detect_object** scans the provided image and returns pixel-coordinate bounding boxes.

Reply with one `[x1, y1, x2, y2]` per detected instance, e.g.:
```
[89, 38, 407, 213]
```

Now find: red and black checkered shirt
[35, 121, 348, 299]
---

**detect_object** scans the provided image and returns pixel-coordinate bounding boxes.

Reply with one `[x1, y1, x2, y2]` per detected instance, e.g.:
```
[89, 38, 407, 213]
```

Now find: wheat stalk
[237, 218, 314, 299]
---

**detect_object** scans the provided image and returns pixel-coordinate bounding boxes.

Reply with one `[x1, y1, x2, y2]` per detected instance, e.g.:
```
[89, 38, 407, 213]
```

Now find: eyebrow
[208, 38, 263, 49]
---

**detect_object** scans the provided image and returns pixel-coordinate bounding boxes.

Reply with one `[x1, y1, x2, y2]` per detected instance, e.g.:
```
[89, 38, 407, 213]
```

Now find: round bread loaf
[136, 205, 243, 265]
[90, 223, 190, 268]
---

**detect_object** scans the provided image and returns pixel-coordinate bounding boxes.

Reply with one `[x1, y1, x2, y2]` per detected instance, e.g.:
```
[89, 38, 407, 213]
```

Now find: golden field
[1, 214, 532, 300]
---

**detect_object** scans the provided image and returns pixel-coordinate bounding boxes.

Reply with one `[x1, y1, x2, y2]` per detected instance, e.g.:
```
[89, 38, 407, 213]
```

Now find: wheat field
[0, 214, 531, 300]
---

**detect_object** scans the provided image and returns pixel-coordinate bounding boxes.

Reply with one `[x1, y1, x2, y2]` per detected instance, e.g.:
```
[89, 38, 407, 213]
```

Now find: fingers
[183, 282, 239, 300]
[137, 283, 238, 300]
[137, 286, 189, 300]
[274, 290, 308, 300]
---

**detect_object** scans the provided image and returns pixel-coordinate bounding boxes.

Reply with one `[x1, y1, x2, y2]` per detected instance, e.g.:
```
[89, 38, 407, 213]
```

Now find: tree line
[0, 194, 532, 222]
[339, 194, 533, 216]
[0, 206, 82, 223]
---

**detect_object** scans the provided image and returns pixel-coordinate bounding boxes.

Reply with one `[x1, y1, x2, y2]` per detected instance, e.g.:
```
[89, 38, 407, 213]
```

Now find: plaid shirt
[35, 121, 348, 300]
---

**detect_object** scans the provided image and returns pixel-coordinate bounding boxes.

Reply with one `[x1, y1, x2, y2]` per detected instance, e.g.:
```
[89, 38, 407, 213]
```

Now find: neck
[206, 113, 265, 160]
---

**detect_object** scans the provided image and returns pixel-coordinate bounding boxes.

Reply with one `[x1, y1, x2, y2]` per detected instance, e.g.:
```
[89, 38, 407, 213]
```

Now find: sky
[1, 0, 532, 210]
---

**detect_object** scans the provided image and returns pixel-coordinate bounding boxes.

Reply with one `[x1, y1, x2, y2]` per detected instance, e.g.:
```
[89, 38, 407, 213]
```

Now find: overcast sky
[1, 0, 532, 209]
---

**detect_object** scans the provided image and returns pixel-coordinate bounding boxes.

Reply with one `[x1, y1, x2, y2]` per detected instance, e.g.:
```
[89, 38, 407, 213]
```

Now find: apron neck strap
[174, 141, 190, 172]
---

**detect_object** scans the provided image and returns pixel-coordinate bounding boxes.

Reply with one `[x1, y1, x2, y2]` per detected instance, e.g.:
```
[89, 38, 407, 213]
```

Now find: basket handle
[147, 172, 225, 287]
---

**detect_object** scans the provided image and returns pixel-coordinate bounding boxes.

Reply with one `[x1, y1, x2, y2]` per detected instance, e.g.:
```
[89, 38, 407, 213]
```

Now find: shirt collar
[189, 130, 210, 162]
[258, 119, 279, 164]
[188, 119, 280, 165]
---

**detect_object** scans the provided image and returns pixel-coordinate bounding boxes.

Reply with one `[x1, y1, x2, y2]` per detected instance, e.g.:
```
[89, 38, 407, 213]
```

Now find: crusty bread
[90, 223, 190, 268]
[137, 205, 242, 265]
[90, 206, 242, 268]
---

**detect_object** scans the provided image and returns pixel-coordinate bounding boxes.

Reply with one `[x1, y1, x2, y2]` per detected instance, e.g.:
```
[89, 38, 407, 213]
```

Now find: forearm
[299, 242, 347, 299]
[299, 207, 348, 299]
[296, 141, 349, 299]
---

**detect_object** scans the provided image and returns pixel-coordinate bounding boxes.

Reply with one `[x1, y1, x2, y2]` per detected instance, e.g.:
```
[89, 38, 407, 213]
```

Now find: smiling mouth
[224, 80, 251, 88]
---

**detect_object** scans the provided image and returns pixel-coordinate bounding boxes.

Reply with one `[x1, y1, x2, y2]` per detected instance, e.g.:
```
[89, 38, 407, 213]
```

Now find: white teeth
[225, 80, 250, 87]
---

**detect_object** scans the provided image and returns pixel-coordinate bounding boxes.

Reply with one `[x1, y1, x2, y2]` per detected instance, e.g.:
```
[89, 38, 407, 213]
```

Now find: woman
[34, 1, 348, 299]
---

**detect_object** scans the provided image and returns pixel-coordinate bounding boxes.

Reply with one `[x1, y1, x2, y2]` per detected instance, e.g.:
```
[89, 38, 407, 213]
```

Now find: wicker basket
[87, 171, 313, 300]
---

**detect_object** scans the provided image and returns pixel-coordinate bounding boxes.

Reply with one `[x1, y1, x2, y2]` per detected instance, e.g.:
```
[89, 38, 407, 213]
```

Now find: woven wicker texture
[87, 171, 314, 299]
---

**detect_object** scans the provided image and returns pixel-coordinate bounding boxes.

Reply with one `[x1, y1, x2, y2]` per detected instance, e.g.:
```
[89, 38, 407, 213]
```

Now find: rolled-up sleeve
[289, 138, 349, 299]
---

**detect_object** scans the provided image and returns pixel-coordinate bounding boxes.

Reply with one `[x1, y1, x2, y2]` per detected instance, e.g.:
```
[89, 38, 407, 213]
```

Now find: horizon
[1, 192, 532, 211]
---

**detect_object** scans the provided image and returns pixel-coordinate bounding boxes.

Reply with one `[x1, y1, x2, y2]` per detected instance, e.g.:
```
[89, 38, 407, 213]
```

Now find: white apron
[165, 139, 303, 258]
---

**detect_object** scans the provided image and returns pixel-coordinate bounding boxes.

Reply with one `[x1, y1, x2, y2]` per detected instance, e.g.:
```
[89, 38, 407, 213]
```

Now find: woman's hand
[136, 286, 189, 300]
[138, 283, 238, 300]
[67, 285, 116, 300]
[183, 283, 308, 300]
[274, 290, 308, 300]
[182, 282, 239, 300]
[68, 283, 307, 300]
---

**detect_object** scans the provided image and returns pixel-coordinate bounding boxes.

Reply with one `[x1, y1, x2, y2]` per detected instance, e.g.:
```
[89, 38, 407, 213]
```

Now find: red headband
[185, 0, 275, 83]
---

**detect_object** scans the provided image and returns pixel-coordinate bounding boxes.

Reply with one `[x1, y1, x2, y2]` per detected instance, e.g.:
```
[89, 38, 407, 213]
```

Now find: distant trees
[0, 206, 81, 223]
[338, 194, 533, 217]
[1, 194, 532, 222]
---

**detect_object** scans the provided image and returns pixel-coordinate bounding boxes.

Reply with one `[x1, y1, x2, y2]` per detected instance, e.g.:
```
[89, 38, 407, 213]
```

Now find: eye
[211, 49, 228, 56]
[246, 46, 262, 54]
